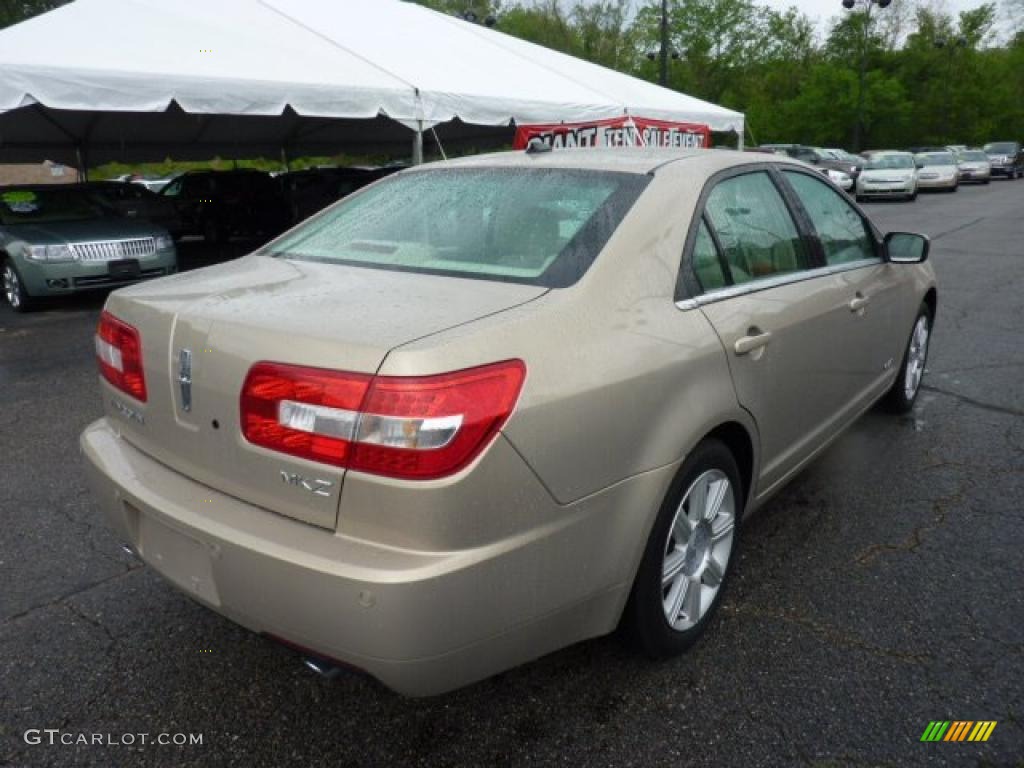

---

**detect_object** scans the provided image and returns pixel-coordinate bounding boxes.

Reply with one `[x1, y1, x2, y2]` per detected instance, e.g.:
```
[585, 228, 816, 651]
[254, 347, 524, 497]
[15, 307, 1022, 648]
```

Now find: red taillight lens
[240, 360, 525, 480]
[240, 363, 371, 467]
[95, 311, 147, 402]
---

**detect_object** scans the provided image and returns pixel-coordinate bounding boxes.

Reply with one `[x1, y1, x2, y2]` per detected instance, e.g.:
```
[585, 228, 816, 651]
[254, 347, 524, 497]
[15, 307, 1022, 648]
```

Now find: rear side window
[703, 172, 807, 285]
[691, 219, 727, 292]
[783, 171, 876, 266]
[263, 168, 650, 288]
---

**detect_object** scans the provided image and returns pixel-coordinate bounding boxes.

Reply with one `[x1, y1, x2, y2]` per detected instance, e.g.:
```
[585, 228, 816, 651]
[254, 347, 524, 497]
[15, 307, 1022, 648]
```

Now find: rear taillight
[241, 360, 525, 480]
[95, 311, 147, 402]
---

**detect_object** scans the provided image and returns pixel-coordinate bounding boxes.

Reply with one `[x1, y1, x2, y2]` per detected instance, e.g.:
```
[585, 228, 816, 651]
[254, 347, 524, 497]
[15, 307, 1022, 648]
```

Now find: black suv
[277, 166, 405, 226]
[159, 170, 288, 243]
[982, 142, 1024, 179]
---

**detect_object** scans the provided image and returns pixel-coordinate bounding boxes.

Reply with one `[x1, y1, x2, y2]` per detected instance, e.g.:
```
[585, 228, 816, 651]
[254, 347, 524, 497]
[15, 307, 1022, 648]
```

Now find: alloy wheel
[661, 469, 736, 632]
[904, 315, 930, 401]
[3, 264, 21, 309]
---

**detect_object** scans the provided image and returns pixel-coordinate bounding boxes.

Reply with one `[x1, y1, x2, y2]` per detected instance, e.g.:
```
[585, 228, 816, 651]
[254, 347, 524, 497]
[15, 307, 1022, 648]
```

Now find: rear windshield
[0, 188, 103, 224]
[917, 152, 955, 166]
[262, 168, 650, 287]
[865, 155, 914, 170]
[984, 142, 1018, 154]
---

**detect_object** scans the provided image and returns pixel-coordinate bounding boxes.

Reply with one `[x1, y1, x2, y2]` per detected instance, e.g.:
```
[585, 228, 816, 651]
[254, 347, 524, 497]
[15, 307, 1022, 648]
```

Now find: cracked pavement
[1, 182, 1022, 767]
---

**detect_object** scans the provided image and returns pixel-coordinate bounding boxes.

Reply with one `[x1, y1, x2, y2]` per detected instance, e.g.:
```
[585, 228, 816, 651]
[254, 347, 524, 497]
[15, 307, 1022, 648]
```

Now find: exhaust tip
[302, 657, 342, 679]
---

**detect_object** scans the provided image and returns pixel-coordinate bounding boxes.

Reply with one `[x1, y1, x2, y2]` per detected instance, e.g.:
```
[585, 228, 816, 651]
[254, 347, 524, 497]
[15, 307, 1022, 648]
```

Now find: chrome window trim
[675, 257, 881, 311]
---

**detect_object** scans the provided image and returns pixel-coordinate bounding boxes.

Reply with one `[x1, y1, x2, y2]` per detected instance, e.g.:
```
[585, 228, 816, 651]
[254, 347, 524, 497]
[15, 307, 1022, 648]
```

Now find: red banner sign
[513, 116, 711, 151]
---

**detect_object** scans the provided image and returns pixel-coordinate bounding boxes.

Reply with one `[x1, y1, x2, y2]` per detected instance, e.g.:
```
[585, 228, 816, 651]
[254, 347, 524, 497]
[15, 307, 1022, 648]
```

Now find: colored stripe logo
[920, 721, 997, 742]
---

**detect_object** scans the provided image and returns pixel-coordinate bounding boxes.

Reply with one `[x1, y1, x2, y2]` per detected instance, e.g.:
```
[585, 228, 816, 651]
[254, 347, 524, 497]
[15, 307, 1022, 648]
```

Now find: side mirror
[885, 232, 929, 264]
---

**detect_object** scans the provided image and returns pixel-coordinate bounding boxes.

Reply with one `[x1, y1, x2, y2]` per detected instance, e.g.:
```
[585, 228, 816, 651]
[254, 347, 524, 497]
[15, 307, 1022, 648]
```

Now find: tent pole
[737, 128, 744, 151]
[412, 121, 424, 166]
[76, 145, 89, 183]
[280, 146, 291, 173]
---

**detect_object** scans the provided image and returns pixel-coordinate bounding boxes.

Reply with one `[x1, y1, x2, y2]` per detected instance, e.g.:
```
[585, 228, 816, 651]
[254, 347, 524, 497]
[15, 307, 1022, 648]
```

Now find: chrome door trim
[675, 258, 881, 311]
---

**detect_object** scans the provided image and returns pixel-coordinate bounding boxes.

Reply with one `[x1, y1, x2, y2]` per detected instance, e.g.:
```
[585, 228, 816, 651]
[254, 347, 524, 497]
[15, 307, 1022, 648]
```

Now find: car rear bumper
[80, 418, 671, 695]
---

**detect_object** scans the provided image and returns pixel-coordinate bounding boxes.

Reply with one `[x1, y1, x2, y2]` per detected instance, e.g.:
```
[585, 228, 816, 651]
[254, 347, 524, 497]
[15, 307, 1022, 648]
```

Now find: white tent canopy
[0, 0, 745, 166]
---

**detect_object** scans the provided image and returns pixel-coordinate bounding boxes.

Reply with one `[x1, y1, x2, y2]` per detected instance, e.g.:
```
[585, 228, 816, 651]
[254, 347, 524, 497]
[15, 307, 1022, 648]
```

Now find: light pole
[645, 0, 679, 86]
[842, 0, 892, 152]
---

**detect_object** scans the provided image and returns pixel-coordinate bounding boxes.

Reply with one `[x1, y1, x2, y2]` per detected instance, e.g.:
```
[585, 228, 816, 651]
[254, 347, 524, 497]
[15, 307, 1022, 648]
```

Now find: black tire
[983, 179, 990, 185]
[909, 191, 918, 201]
[855, 195, 865, 203]
[2, 259, 35, 313]
[622, 439, 743, 659]
[882, 303, 932, 413]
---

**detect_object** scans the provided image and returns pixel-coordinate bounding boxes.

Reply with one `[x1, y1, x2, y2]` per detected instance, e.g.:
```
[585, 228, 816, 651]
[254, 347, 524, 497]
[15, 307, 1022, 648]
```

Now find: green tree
[0, 0, 69, 29]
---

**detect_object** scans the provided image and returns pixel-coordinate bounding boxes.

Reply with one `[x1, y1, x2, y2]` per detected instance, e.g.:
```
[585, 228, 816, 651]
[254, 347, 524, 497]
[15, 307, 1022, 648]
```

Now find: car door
[779, 169, 905, 409]
[681, 168, 863, 498]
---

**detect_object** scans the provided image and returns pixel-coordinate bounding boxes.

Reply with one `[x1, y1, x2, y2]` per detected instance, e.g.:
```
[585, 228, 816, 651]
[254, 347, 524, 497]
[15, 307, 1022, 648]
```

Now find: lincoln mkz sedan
[1, 185, 177, 312]
[81, 149, 937, 696]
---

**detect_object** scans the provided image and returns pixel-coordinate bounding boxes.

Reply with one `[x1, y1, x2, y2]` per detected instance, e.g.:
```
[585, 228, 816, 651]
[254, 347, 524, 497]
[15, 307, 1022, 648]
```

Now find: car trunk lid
[101, 254, 546, 528]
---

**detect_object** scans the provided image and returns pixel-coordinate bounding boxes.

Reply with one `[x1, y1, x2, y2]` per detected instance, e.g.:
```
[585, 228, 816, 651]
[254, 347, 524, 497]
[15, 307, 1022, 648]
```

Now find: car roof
[414, 147, 805, 177]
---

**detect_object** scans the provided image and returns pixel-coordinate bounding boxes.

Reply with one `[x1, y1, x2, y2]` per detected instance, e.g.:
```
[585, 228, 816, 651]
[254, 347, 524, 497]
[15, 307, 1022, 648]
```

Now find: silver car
[856, 151, 919, 201]
[81, 149, 937, 696]
[914, 151, 959, 192]
[955, 149, 992, 184]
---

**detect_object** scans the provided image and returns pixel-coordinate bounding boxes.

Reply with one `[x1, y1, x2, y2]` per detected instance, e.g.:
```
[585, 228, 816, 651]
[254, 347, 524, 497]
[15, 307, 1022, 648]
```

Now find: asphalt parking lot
[1, 181, 1022, 768]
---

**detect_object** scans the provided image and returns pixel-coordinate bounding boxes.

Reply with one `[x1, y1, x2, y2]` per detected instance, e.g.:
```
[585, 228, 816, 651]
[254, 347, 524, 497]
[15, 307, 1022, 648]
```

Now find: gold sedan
[81, 148, 937, 695]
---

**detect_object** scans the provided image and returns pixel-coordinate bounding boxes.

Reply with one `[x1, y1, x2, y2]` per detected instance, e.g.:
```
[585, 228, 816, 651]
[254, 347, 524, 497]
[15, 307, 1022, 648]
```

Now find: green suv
[1, 185, 177, 312]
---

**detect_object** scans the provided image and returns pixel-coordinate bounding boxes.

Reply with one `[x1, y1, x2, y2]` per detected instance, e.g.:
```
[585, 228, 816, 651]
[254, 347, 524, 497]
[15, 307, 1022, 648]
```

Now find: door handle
[734, 330, 772, 356]
[849, 293, 871, 312]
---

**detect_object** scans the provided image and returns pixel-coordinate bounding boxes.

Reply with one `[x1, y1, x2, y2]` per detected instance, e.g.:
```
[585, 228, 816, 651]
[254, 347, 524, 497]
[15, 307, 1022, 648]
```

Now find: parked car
[1, 185, 176, 312]
[823, 168, 854, 191]
[81, 181, 183, 237]
[757, 144, 860, 179]
[953, 149, 991, 184]
[913, 151, 959, 192]
[856, 151, 919, 202]
[278, 166, 402, 225]
[159, 169, 288, 243]
[982, 141, 1024, 179]
[81, 148, 937, 696]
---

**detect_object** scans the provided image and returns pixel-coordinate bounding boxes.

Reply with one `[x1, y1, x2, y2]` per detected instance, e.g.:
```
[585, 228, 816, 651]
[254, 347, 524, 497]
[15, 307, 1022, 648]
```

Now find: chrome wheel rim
[661, 469, 736, 632]
[904, 315, 930, 401]
[3, 265, 20, 309]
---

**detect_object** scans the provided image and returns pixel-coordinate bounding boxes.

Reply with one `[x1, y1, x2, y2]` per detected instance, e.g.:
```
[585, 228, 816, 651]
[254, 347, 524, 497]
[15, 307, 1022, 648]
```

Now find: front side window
[703, 172, 807, 285]
[261, 168, 650, 288]
[783, 171, 876, 266]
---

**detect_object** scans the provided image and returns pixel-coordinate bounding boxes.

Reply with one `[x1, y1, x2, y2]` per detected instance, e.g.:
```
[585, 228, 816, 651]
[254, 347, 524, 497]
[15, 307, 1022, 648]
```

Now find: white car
[824, 168, 854, 191]
[914, 152, 959, 192]
[856, 152, 918, 202]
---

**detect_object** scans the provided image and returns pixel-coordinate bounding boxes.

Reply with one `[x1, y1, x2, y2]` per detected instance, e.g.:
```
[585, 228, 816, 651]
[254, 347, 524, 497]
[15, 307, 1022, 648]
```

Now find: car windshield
[917, 153, 955, 166]
[864, 155, 914, 170]
[0, 188, 104, 225]
[984, 143, 1017, 155]
[959, 151, 988, 161]
[261, 168, 650, 288]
